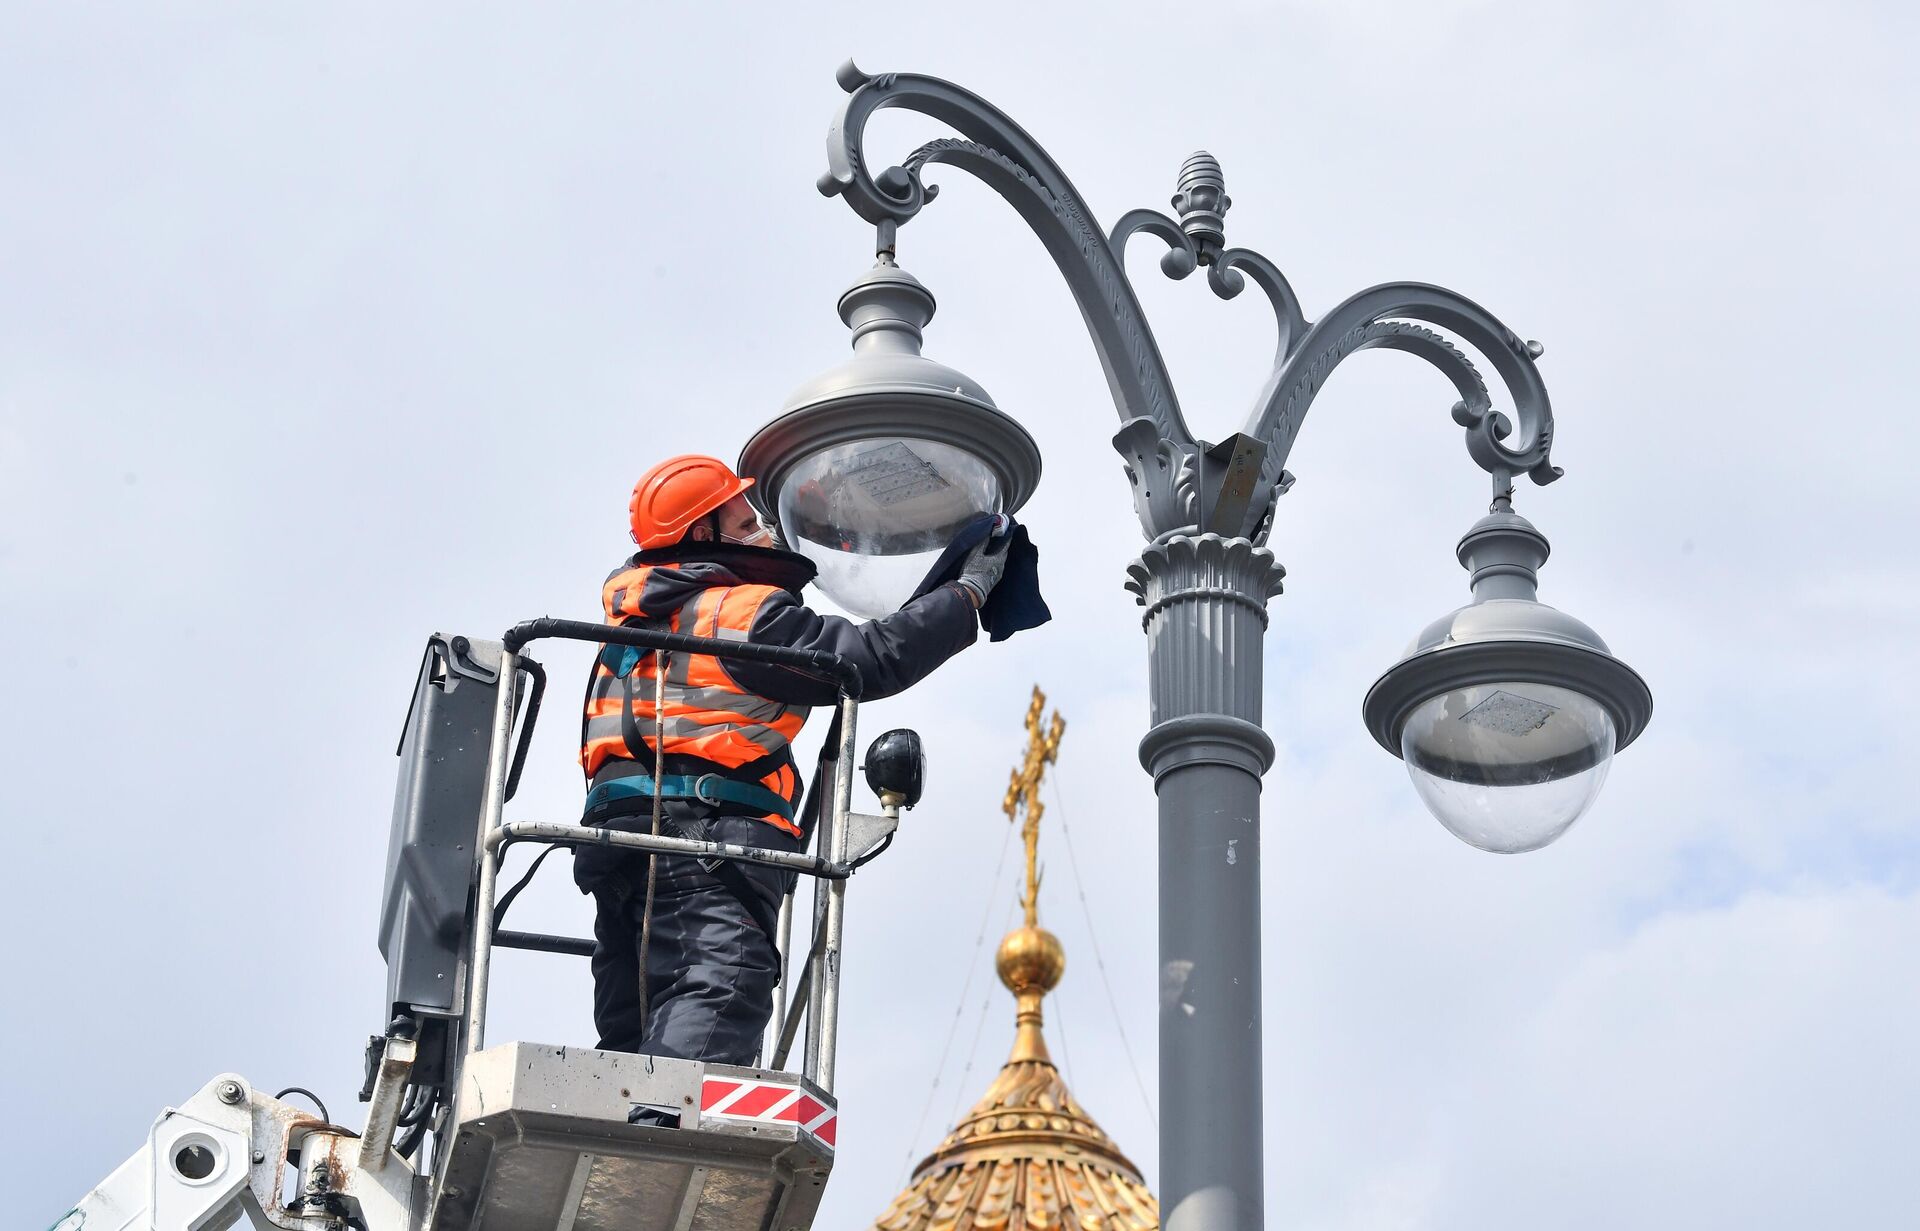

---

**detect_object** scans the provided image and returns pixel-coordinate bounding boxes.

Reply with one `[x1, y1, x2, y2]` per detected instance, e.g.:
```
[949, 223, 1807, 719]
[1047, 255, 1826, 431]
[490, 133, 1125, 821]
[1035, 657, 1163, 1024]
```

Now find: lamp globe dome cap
[1362, 508, 1653, 759]
[738, 260, 1041, 524]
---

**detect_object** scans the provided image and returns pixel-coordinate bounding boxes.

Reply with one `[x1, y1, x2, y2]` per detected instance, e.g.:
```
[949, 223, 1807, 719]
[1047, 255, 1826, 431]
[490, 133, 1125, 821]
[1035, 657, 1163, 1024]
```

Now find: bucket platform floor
[429, 1043, 836, 1231]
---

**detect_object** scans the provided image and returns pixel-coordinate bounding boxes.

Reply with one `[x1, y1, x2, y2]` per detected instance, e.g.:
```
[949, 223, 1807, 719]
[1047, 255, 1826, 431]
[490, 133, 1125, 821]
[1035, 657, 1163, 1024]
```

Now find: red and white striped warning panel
[699, 1077, 838, 1148]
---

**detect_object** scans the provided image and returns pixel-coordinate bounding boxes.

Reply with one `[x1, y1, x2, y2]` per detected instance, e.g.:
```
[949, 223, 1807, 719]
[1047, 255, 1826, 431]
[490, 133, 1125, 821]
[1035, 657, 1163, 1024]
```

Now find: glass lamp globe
[1363, 507, 1652, 854]
[741, 259, 1040, 618]
[1399, 680, 1614, 853]
[777, 437, 1004, 619]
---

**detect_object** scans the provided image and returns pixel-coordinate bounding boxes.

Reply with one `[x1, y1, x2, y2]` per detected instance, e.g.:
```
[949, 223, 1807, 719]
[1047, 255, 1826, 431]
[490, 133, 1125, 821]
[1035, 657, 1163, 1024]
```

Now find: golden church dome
[871, 688, 1158, 1231]
[870, 929, 1159, 1231]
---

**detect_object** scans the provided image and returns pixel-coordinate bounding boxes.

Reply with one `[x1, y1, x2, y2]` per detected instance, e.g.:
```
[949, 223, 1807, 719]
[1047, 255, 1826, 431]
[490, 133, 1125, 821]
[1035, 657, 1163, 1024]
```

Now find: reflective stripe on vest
[580, 582, 810, 834]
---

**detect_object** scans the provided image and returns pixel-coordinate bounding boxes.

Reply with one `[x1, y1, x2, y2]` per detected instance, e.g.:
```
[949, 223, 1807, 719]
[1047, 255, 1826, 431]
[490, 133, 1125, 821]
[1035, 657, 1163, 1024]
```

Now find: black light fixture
[862, 728, 927, 810]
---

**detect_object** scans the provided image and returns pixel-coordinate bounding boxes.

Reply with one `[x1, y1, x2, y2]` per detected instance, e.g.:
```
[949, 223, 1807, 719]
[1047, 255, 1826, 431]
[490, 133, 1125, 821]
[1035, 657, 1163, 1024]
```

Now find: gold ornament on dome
[871, 687, 1159, 1231]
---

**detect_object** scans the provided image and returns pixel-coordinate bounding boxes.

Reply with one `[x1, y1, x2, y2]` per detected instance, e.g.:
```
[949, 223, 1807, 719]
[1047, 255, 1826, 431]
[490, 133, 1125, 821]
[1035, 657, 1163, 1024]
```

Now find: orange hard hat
[629, 455, 756, 549]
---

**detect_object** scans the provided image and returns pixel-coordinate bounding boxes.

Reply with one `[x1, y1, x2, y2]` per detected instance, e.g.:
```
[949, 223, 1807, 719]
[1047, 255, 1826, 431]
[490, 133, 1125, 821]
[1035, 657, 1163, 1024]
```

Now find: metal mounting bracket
[844, 809, 901, 865]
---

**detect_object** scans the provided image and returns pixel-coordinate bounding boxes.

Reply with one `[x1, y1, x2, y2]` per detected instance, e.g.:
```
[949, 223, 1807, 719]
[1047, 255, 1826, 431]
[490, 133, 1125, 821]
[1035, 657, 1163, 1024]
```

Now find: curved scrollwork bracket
[818, 62, 1560, 543]
[1128, 152, 1560, 530]
[1245, 282, 1560, 509]
[1207, 247, 1310, 366]
[820, 62, 1213, 537]
[820, 63, 1192, 445]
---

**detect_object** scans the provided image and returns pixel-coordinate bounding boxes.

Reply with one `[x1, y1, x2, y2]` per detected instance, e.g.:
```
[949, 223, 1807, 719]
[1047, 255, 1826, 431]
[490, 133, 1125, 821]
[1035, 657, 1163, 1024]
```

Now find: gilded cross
[1002, 685, 1066, 928]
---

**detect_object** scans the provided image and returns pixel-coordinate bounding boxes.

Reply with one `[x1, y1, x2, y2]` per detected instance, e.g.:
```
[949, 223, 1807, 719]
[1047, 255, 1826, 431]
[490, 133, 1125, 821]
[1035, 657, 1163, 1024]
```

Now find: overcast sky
[4, 3, 1917, 1228]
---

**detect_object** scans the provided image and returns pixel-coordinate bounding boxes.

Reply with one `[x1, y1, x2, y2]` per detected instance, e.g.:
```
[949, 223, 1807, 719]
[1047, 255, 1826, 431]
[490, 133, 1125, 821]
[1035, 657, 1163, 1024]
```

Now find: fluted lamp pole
[739, 64, 1654, 1231]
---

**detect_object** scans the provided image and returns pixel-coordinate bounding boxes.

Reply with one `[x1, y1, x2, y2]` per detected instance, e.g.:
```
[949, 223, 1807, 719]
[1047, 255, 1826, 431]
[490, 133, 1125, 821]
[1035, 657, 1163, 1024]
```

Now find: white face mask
[721, 524, 775, 549]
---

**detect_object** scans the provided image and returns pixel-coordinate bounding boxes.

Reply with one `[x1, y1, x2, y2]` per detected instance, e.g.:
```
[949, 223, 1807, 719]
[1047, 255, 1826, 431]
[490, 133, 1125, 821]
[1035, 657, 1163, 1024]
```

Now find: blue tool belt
[584, 773, 795, 821]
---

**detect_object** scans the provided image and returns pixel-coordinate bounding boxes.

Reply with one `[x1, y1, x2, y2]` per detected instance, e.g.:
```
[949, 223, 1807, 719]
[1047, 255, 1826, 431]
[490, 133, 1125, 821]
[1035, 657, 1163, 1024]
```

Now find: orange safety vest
[581, 567, 809, 836]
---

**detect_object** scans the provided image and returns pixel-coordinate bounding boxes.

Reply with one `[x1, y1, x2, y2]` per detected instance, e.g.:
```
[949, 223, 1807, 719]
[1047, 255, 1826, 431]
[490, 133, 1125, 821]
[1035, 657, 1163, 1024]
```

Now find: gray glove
[956, 536, 1009, 608]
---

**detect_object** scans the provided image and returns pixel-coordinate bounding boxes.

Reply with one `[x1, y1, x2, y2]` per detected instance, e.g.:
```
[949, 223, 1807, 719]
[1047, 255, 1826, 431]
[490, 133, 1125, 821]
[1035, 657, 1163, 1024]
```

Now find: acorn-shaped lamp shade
[740, 261, 1040, 619]
[1363, 509, 1652, 853]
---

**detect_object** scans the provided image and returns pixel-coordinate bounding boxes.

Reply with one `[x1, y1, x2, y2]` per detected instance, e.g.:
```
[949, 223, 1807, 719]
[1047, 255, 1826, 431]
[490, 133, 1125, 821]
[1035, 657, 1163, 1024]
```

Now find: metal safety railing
[462, 616, 868, 1093]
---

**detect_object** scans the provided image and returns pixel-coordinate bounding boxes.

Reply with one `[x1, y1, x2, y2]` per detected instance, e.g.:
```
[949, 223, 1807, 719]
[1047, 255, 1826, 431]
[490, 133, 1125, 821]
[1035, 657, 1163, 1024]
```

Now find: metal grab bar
[811, 694, 858, 1089]
[466, 648, 521, 1055]
[502, 616, 863, 698]
[463, 619, 864, 1094]
[489, 820, 851, 880]
[496, 929, 595, 957]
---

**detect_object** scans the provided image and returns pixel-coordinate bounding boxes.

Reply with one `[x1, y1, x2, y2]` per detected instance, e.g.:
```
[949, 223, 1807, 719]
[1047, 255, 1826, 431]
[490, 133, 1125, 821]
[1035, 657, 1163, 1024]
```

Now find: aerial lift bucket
[63, 618, 902, 1231]
[400, 618, 883, 1231]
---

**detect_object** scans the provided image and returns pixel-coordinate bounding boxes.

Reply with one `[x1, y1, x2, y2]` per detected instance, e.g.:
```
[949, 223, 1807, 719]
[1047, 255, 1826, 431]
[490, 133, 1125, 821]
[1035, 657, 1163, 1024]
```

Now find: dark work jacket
[574, 545, 977, 893]
[590, 544, 978, 708]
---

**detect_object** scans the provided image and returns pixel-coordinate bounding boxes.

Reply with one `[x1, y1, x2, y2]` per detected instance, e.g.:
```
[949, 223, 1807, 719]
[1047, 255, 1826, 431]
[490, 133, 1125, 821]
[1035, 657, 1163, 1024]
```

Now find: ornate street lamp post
[742, 63, 1652, 1231]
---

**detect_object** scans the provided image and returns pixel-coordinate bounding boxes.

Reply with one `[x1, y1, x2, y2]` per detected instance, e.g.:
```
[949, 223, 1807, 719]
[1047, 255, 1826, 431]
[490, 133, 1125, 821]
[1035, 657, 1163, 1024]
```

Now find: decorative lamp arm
[1244, 281, 1561, 505]
[818, 62, 1200, 532]
[819, 62, 1562, 538]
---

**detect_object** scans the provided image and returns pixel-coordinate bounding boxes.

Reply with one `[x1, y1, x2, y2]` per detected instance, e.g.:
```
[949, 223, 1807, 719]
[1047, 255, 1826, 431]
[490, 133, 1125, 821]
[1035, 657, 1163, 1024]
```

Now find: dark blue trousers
[583, 811, 790, 1067]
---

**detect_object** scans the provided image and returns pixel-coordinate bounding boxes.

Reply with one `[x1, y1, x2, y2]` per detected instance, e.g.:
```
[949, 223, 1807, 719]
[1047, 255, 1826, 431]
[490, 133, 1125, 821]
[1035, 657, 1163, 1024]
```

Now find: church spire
[1004, 685, 1066, 931]
[998, 686, 1066, 1065]
[871, 687, 1160, 1231]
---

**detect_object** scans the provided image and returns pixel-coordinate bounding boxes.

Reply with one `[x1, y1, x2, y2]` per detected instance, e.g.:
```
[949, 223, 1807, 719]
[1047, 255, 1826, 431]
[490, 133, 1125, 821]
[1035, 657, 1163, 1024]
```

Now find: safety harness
[579, 577, 819, 962]
[582, 580, 809, 834]
[583, 772, 795, 822]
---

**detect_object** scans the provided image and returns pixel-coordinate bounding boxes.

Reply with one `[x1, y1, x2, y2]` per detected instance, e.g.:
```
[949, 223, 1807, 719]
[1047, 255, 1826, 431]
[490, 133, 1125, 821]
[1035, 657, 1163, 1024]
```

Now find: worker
[574, 454, 1007, 1072]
